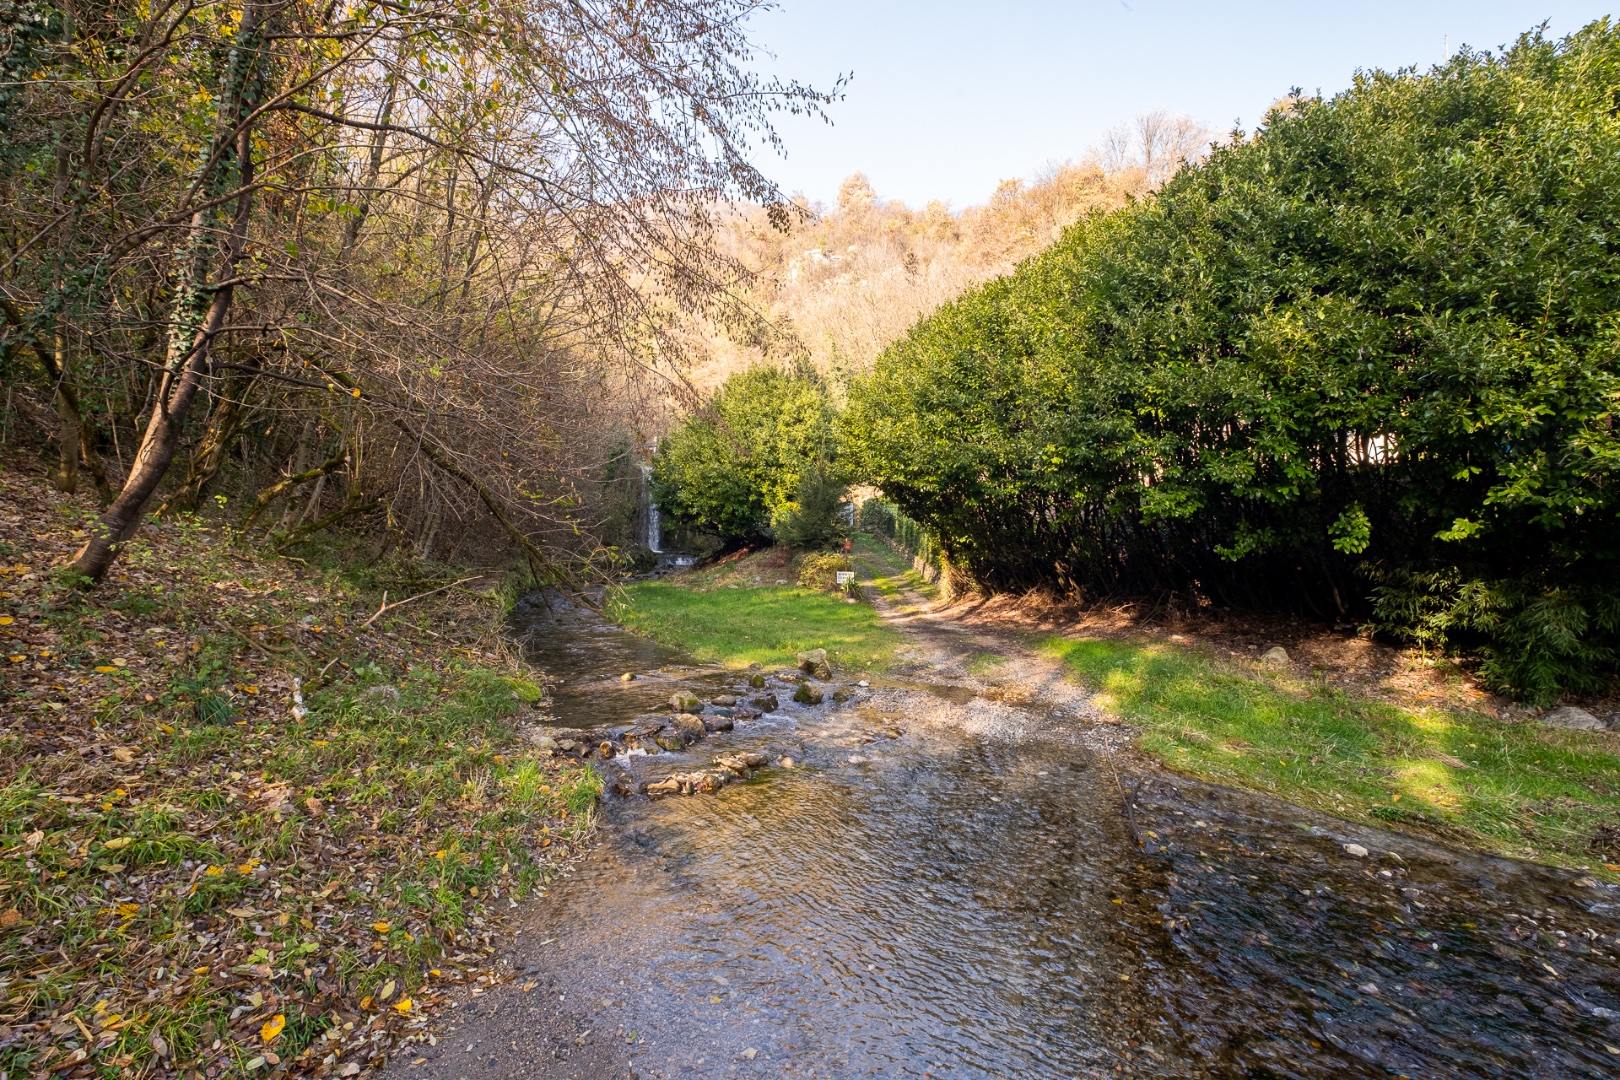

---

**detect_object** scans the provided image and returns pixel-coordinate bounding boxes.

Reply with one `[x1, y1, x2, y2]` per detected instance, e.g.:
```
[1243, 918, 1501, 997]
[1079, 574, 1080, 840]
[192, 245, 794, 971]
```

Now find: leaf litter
[0, 466, 601, 1079]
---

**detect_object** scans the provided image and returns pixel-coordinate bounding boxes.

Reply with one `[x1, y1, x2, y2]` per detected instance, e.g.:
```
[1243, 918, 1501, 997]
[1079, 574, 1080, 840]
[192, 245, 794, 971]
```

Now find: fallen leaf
[0, 908, 22, 928]
[376, 979, 396, 1003]
[149, 1031, 170, 1058]
[393, 997, 412, 1015]
[112, 658, 128, 667]
[373, 921, 391, 934]
[97, 862, 125, 874]
[261, 1014, 285, 1043]
[1543, 962, 1561, 978]
[339, 1064, 361, 1076]
[102, 837, 132, 851]
[95, 665, 118, 673]
[226, 907, 258, 918]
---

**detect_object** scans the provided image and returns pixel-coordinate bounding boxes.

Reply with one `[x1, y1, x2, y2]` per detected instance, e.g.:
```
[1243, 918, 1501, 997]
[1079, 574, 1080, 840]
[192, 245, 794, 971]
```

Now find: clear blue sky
[750, 1, 1615, 208]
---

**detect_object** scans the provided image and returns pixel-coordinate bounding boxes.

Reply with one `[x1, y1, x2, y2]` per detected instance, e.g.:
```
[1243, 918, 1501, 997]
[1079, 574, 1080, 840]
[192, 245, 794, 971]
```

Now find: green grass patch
[1042, 637, 1620, 870]
[611, 579, 900, 672]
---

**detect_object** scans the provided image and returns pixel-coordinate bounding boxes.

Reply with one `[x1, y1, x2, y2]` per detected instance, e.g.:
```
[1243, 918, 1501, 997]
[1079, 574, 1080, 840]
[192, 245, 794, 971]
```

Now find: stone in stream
[670, 713, 707, 743]
[752, 694, 779, 712]
[620, 672, 636, 682]
[793, 682, 824, 706]
[715, 752, 767, 776]
[703, 714, 735, 733]
[670, 691, 703, 713]
[749, 673, 767, 689]
[797, 648, 832, 680]
[653, 733, 687, 752]
[643, 770, 732, 798]
[832, 687, 853, 704]
[1541, 705, 1605, 730]
[712, 694, 738, 707]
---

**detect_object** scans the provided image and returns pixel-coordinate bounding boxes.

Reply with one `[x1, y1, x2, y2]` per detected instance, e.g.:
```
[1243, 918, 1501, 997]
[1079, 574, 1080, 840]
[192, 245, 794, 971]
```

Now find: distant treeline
[840, 21, 1620, 702]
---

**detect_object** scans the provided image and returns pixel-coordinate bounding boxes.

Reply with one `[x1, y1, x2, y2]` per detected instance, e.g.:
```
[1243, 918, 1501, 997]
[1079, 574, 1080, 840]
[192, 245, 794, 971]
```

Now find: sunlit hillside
[683, 111, 1213, 390]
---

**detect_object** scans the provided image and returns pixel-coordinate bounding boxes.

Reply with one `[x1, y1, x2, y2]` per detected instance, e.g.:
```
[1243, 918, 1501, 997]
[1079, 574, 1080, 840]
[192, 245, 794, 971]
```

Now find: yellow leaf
[96, 665, 118, 673]
[393, 997, 412, 1015]
[0, 616, 12, 625]
[373, 921, 391, 934]
[102, 837, 132, 851]
[6, 655, 22, 663]
[261, 1014, 285, 1043]
[350, 388, 362, 398]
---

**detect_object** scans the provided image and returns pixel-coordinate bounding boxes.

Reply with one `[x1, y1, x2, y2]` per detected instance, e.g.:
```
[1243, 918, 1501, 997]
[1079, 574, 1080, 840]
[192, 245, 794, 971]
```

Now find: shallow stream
[424, 596, 1620, 1078]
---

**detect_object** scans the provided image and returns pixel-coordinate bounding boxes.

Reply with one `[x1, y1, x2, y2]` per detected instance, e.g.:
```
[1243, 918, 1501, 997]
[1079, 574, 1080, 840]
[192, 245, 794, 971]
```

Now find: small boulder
[712, 694, 738, 707]
[752, 694, 779, 713]
[749, 673, 767, 689]
[653, 733, 686, 752]
[644, 777, 682, 797]
[832, 687, 853, 704]
[715, 752, 765, 776]
[671, 691, 703, 713]
[1541, 705, 1605, 731]
[793, 682, 824, 706]
[703, 715, 735, 733]
[1259, 646, 1289, 665]
[1343, 843, 1369, 858]
[779, 756, 796, 768]
[620, 672, 637, 682]
[796, 648, 832, 680]
[670, 713, 707, 742]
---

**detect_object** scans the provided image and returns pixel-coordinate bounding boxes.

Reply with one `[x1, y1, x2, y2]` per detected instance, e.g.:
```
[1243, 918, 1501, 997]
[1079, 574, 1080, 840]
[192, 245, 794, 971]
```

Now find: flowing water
[400, 598, 1620, 1079]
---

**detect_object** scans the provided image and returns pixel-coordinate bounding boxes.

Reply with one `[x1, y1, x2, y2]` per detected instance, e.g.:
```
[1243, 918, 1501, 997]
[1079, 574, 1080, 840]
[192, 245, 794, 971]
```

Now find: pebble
[1344, 843, 1369, 858]
[779, 756, 796, 769]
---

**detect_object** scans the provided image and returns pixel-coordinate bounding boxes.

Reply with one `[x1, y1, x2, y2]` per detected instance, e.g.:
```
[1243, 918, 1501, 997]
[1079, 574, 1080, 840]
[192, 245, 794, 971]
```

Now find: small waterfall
[641, 463, 662, 553]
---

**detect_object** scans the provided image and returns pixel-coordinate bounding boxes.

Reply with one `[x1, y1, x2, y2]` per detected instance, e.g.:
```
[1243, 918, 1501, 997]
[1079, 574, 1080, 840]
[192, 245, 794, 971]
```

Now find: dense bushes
[652, 365, 842, 544]
[844, 21, 1620, 701]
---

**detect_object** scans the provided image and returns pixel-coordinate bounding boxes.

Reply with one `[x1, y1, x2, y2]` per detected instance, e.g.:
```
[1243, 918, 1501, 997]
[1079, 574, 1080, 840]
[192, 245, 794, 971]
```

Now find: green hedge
[844, 21, 1620, 702]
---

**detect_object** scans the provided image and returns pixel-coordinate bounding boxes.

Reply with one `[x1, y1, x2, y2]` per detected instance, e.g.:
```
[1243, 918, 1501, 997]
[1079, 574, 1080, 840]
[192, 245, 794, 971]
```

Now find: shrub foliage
[844, 22, 1620, 701]
[653, 365, 840, 543]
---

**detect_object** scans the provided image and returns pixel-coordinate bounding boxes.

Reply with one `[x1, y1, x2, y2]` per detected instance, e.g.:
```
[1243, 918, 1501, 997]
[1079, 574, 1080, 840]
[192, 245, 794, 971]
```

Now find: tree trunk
[157, 367, 254, 515]
[69, 0, 269, 582]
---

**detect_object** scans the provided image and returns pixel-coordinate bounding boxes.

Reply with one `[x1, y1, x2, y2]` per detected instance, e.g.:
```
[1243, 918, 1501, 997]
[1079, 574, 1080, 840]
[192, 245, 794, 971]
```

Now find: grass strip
[1042, 636, 1620, 871]
[611, 574, 900, 673]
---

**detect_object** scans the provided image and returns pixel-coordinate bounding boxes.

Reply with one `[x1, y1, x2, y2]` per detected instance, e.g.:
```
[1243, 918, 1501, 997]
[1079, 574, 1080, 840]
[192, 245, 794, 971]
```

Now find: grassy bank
[1044, 637, 1620, 871]
[0, 466, 598, 1079]
[611, 551, 900, 672]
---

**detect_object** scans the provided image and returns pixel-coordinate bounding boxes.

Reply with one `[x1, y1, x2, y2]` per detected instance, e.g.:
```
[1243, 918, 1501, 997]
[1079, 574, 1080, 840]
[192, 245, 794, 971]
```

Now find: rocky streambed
[383, 593, 1620, 1080]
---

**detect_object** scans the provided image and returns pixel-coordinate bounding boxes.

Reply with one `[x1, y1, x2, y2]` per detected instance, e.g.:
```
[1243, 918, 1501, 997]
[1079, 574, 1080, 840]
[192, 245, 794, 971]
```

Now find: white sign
[835, 571, 855, 585]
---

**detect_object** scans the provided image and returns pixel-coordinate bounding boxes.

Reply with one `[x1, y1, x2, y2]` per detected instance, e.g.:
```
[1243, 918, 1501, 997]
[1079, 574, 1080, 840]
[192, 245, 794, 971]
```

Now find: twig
[362, 575, 488, 628]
